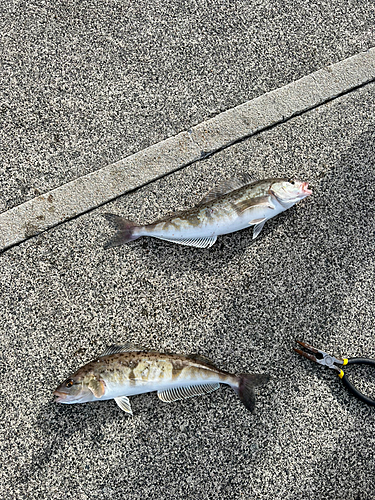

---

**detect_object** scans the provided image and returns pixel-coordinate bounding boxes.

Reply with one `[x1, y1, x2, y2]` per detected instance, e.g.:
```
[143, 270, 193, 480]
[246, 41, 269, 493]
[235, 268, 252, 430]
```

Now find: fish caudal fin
[236, 373, 270, 413]
[103, 213, 140, 248]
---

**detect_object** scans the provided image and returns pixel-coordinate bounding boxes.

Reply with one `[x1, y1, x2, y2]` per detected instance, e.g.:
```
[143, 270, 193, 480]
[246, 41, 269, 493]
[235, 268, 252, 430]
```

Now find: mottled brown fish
[103, 176, 312, 249]
[54, 343, 270, 415]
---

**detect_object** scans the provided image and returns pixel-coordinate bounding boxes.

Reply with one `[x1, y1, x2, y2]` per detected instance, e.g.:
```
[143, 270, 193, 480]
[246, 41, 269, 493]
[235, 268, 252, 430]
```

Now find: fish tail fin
[103, 213, 141, 248]
[235, 373, 270, 413]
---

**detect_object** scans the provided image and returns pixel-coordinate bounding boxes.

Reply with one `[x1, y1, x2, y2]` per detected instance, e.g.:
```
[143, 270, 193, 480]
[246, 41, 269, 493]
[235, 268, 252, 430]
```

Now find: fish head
[270, 179, 312, 205]
[54, 371, 97, 404]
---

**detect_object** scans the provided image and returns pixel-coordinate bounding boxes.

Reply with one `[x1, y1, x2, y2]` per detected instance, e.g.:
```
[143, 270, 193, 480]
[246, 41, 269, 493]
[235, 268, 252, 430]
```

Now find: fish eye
[65, 379, 74, 388]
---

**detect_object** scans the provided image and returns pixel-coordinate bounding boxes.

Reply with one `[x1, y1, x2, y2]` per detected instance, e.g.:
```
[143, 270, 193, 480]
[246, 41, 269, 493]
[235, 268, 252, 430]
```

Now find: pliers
[294, 340, 375, 406]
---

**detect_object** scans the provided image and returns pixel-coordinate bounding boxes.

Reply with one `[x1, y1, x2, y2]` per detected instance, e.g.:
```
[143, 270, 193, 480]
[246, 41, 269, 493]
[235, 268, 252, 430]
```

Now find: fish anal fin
[115, 396, 133, 415]
[154, 235, 217, 249]
[196, 175, 256, 206]
[87, 378, 106, 398]
[100, 343, 145, 356]
[158, 383, 220, 403]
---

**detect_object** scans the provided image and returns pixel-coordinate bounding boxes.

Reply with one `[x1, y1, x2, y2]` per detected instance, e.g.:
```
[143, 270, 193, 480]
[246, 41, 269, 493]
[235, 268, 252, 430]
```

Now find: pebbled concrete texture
[1, 0, 375, 212]
[1, 83, 375, 499]
[2, 48, 375, 252]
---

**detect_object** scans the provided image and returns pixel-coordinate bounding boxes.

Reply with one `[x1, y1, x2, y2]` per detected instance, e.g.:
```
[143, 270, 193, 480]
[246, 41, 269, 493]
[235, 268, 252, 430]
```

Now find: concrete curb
[1, 47, 375, 252]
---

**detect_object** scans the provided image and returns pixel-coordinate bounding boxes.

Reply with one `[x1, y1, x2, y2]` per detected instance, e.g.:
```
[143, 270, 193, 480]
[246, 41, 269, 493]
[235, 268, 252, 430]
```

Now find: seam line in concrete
[1, 47, 375, 252]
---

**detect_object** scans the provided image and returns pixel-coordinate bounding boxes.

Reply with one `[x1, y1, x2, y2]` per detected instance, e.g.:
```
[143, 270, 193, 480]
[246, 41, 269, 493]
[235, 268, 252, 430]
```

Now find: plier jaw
[294, 340, 343, 373]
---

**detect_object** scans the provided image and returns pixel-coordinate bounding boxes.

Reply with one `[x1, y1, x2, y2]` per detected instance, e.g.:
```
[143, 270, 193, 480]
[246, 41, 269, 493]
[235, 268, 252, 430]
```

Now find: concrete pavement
[1, 80, 375, 498]
[1, 1, 375, 498]
[1, 0, 374, 211]
[1, 48, 375, 252]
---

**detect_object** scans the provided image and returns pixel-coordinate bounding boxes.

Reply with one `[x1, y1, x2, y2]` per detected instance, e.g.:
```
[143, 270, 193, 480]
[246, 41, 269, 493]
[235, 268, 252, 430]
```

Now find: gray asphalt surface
[1, 0, 375, 212]
[1, 82, 374, 499]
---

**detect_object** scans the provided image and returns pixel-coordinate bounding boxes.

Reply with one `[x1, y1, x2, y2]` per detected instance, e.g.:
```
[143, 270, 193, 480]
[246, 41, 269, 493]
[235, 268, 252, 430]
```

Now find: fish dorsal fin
[186, 353, 217, 367]
[240, 173, 254, 184]
[196, 175, 256, 206]
[157, 383, 220, 402]
[154, 235, 217, 249]
[100, 343, 145, 356]
[234, 195, 274, 215]
[114, 396, 133, 415]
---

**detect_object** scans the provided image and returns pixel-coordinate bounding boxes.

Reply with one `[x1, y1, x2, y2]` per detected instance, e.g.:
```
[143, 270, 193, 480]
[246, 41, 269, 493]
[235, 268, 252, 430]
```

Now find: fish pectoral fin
[157, 383, 220, 403]
[154, 236, 217, 249]
[252, 220, 266, 239]
[196, 175, 257, 206]
[87, 378, 106, 398]
[100, 343, 145, 356]
[115, 396, 133, 415]
[234, 195, 274, 215]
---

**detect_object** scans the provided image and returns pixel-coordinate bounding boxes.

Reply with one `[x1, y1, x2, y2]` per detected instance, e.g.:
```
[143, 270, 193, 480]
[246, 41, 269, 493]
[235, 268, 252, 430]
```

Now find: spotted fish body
[54, 344, 269, 415]
[103, 176, 312, 249]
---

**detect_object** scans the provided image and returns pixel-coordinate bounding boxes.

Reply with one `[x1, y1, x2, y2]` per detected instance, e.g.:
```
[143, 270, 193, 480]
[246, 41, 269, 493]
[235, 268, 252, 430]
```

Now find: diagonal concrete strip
[1, 47, 375, 252]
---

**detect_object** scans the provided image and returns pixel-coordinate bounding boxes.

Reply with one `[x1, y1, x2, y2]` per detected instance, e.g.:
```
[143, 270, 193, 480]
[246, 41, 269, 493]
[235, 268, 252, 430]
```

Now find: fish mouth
[53, 390, 68, 403]
[301, 182, 312, 196]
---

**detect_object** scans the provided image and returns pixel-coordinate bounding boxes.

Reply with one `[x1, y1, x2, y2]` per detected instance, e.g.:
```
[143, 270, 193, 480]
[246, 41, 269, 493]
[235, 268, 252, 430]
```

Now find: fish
[103, 176, 312, 249]
[54, 343, 270, 415]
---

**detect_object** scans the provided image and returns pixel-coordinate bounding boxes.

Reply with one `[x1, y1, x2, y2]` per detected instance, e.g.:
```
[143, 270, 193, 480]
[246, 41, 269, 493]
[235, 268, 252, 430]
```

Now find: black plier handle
[339, 358, 375, 406]
[294, 340, 375, 406]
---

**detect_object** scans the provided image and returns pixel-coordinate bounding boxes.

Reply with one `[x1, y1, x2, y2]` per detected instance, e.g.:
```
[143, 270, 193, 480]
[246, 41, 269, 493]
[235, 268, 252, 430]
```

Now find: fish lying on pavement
[103, 176, 312, 249]
[54, 343, 270, 415]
